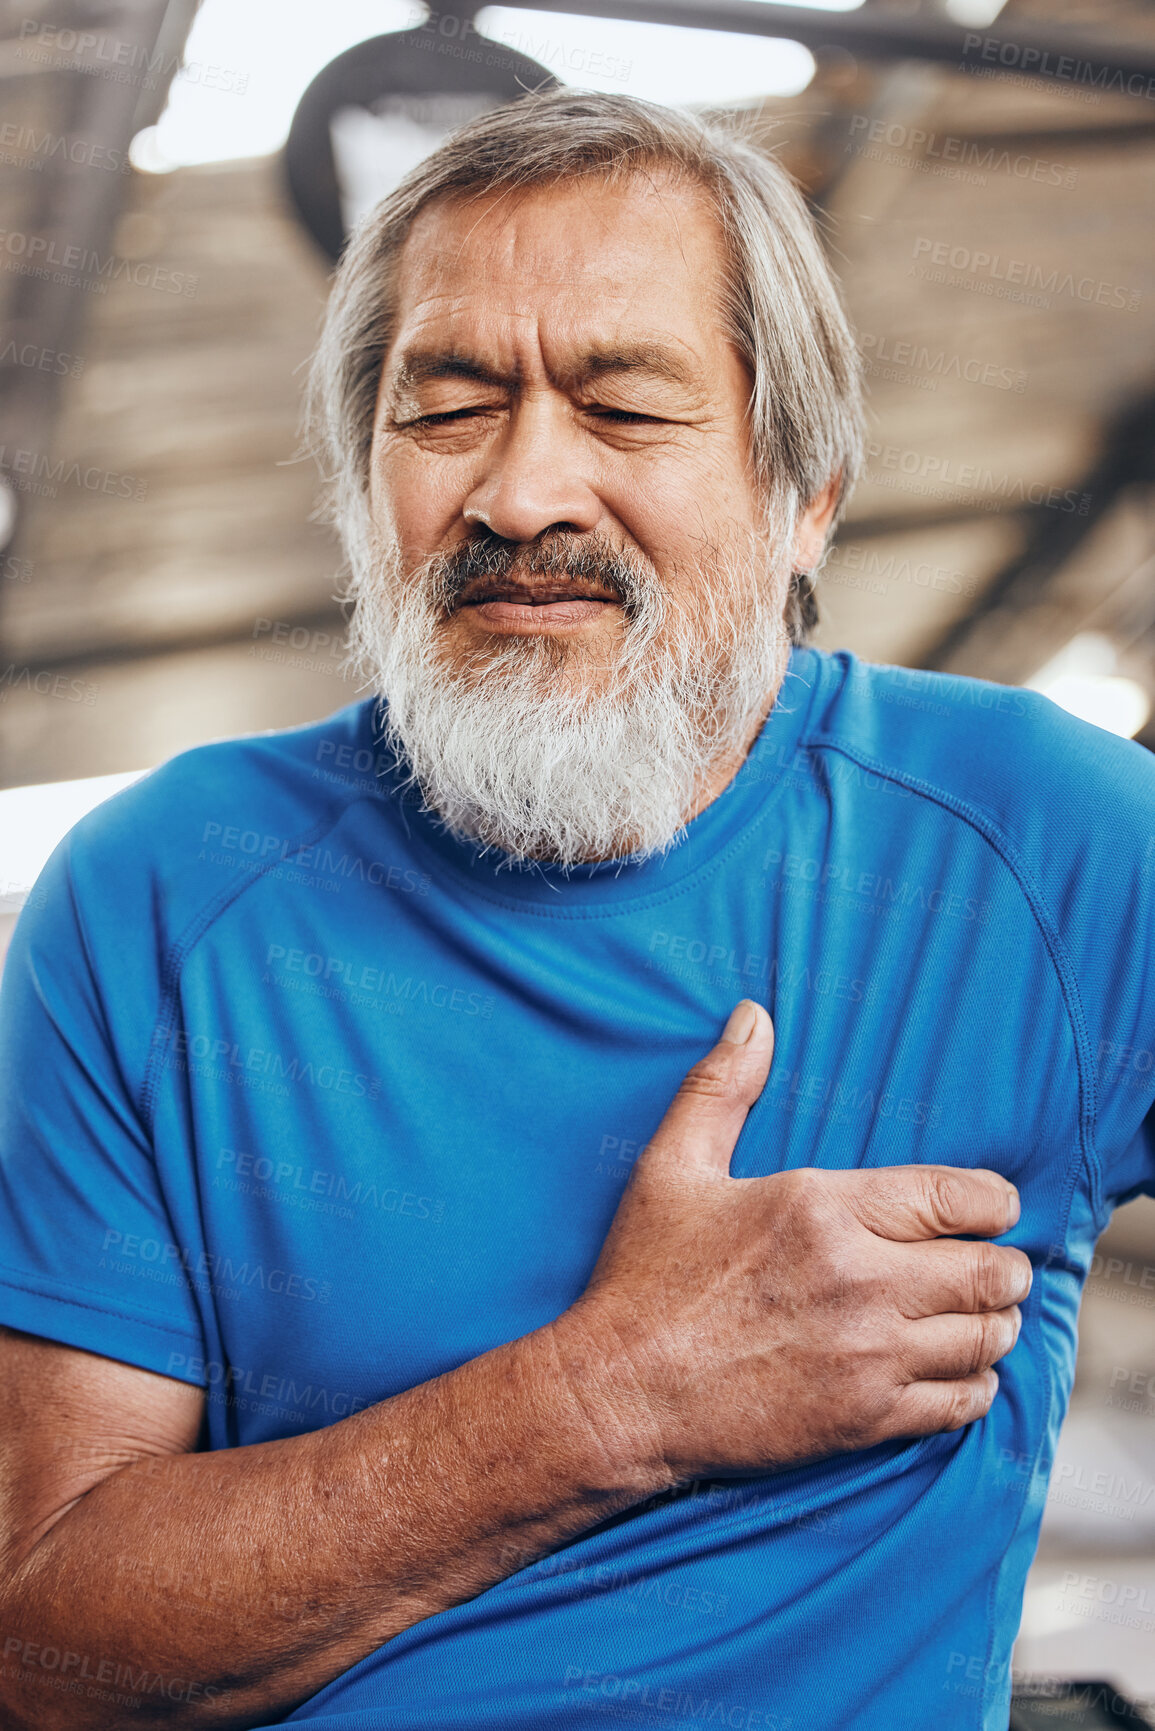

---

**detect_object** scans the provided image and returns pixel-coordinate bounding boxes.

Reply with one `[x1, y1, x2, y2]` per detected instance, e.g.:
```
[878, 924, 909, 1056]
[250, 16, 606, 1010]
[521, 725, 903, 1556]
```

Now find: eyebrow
[571, 343, 700, 391]
[387, 341, 701, 398]
[390, 352, 511, 395]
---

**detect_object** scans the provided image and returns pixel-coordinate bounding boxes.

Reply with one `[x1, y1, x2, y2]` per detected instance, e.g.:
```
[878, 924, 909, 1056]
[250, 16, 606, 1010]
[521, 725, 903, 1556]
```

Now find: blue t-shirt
[1, 646, 1153, 1731]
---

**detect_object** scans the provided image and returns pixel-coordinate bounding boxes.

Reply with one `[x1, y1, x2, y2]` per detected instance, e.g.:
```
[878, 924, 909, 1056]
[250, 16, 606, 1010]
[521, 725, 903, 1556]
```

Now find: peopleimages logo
[846, 115, 1077, 187]
[762, 849, 990, 924]
[215, 1145, 447, 1223]
[15, 20, 248, 94]
[264, 945, 495, 1019]
[0, 229, 197, 296]
[561, 1669, 791, 1730]
[99, 1228, 333, 1304]
[198, 822, 430, 894]
[0, 121, 132, 174]
[0, 665, 99, 706]
[164, 1352, 372, 1421]
[858, 333, 1025, 397]
[0, 1636, 219, 1708]
[910, 237, 1139, 311]
[0, 337, 84, 375]
[151, 1026, 383, 1099]
[863, 438, 1092, 514]
[960, 30, 1155, 101]
[0, 444, 146, 500]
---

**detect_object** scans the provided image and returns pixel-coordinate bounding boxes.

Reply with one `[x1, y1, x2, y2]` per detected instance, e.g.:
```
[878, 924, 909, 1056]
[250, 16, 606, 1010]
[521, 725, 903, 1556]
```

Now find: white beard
[343, 520, 793, 871]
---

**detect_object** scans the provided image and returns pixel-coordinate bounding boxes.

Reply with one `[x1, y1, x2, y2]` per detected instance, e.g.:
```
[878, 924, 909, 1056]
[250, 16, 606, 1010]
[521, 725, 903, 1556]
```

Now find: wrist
[540, 1301, 677, 1502]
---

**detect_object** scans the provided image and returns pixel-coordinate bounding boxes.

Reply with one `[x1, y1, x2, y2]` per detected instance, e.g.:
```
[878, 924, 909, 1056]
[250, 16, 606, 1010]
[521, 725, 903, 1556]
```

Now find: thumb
[640, 1000, 775, 1182]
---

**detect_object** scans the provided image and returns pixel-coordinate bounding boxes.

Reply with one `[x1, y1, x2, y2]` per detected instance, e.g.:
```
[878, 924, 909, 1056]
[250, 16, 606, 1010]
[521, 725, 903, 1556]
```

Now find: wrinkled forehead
[383, 170, 736, 366]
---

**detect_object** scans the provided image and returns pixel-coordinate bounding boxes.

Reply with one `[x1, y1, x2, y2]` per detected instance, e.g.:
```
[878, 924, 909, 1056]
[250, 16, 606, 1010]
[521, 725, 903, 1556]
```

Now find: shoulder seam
[805, 733, 1102, 1213]
[138, 797, 377, 1133]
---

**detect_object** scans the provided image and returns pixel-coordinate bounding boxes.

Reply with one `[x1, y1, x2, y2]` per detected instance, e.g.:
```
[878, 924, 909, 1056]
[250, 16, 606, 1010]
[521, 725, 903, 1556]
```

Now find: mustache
[421, 529, 655, 618]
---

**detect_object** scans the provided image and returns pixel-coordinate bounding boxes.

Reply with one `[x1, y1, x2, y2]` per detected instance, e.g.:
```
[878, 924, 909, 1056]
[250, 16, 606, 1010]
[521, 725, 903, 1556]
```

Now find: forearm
[0, 1307, 668, 1730]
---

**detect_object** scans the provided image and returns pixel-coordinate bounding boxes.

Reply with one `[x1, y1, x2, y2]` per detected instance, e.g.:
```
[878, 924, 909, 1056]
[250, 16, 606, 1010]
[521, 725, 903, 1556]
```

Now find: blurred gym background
[0, 0, 1153, 1714]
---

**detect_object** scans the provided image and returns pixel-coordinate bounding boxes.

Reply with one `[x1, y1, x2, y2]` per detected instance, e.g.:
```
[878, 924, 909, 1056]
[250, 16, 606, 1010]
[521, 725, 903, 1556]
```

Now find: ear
[791, 473, 841, 573]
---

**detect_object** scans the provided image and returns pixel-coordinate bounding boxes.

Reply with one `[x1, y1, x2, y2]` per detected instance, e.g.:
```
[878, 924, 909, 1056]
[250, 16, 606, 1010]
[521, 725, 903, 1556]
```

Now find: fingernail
[722, 1000, 757, 1045]
[1005, 1186, 1020, 1229]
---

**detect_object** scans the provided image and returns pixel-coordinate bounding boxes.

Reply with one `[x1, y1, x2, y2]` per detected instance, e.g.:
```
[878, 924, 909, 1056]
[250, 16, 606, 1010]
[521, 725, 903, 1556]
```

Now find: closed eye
[402, 407, 490, 427]
[399, 405, 670, 429]
[588, 407, 667, 424]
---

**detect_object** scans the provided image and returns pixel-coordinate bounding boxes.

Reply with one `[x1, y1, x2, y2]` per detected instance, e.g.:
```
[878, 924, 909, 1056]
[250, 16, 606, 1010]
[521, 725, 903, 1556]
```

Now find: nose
[462, 391, 601, 543]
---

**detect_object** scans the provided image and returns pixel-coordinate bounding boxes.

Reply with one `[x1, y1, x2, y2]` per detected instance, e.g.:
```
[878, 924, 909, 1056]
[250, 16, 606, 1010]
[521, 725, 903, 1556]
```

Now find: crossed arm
[0, 1003, 1030, 1729]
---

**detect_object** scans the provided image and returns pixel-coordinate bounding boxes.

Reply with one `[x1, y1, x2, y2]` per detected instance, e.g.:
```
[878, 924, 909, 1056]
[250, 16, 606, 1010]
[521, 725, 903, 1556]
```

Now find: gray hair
[305, 88, 864, 644]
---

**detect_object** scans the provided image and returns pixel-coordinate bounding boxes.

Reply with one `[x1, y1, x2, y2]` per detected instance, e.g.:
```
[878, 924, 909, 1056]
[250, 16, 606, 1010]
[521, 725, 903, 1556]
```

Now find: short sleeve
[0, 831, 206, 1383]
[995, 701, 1155, 1215]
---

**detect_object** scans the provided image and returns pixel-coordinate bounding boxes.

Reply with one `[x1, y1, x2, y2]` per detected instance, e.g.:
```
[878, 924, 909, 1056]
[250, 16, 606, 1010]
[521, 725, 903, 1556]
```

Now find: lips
[459, 582, 619, 608]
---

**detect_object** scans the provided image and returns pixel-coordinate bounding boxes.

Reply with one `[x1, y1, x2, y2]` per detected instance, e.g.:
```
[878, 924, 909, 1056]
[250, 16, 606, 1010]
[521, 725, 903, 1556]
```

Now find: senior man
[0, 90, 1152, 1731]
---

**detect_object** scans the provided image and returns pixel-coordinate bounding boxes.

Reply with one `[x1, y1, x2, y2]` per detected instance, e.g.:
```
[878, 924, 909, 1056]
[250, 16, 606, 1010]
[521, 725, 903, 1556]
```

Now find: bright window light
[131, 0, 421, 171]
[0, 770, 149, 909]
[944, 0, 1006, 24]
[132, 0, 849, 172]
[1016, 1578, 1092, 1641]
[475, 8, 814, 104]
[0, 478, 17, 551]
[330, 96, 498, 233]
[1026, 632, 1151, 740]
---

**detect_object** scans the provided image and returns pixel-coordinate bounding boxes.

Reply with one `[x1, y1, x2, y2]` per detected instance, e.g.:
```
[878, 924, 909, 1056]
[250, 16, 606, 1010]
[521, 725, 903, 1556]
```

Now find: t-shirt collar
[366, 644, 822, 911]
